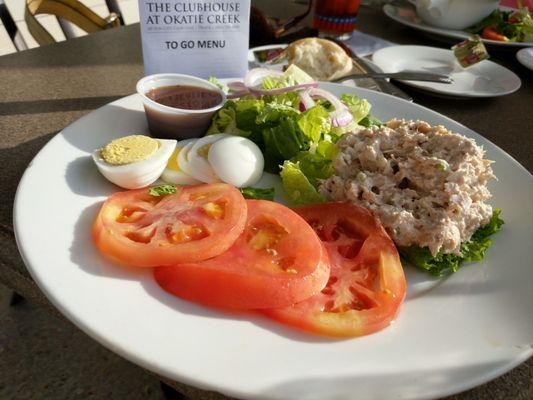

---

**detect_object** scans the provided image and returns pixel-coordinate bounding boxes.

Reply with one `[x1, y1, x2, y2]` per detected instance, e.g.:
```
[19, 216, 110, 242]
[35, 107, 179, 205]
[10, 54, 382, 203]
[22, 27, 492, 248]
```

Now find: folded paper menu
[138, 0, 250, 78]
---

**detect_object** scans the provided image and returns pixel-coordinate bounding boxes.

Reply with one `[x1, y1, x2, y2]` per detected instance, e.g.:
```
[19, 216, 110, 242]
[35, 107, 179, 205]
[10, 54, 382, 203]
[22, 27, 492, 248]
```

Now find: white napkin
[342, 30, 395, 57]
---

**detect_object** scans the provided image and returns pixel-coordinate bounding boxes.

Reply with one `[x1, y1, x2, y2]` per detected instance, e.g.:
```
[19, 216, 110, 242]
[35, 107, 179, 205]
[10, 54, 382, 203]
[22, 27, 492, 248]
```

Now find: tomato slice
[264, 203, 406, 338]
[154, 200, 330, 309]
[93, 184, 247, 267]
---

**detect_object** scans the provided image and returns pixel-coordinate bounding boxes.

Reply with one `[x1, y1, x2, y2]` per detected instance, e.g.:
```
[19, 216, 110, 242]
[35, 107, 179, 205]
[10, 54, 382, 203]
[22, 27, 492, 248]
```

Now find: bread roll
[285, 38, 353, 81]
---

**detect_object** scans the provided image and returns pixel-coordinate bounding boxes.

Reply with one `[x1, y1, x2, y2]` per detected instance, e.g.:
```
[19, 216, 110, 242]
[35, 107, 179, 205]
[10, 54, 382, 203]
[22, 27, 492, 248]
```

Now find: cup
[136, 74, 226, 140]
[313, 0, 361, 39]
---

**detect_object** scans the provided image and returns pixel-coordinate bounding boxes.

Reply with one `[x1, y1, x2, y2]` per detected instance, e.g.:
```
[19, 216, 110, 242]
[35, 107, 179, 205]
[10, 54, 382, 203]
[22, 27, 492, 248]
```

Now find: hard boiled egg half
[160, 134, 264, 188]
[92, 135, 176, 189]
[208, 136, 264, 187]
[179, 134, 228, 183]
[161, 139, 202, 185]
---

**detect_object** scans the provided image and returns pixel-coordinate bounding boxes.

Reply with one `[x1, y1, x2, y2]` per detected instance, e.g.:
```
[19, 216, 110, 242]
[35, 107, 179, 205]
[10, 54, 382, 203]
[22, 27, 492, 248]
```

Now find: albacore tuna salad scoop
[320, 119, 501, 268]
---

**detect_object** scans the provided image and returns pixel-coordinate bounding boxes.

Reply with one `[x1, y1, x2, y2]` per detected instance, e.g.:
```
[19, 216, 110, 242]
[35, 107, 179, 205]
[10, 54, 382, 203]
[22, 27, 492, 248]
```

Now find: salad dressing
[146, 85, 223, 110]
[141, 83, 224, 140]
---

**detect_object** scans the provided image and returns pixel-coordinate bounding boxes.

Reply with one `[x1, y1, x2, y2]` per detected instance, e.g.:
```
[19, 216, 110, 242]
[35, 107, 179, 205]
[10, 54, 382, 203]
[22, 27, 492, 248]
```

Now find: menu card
[138, 0, 250, 78]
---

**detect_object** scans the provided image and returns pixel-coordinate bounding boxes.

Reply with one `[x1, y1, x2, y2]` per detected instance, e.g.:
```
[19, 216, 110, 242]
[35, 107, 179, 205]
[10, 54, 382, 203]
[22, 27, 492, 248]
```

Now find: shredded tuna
[320, 119, 495, 256]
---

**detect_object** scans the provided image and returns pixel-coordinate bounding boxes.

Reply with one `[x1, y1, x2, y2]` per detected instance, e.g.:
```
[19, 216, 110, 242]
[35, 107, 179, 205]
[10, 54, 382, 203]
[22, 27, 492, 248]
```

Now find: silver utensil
[325, 36, 413, 101]
[333, 71, 453, 83]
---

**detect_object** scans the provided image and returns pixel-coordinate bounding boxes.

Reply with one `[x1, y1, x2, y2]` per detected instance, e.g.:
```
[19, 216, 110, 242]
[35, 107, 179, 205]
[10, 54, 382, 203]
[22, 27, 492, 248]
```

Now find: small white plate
[383, 4, 533, 48]
[248, 44, 288, 70]
[13, 82, 533, 400]
[372, 45, 521, 97]
[248, 44, 385, 91]
[516, 47, 533, 71]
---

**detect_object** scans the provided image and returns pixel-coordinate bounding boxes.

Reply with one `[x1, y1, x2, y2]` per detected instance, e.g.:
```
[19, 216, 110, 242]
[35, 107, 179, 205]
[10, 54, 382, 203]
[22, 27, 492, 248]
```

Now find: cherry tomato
[482, 26, 508, 41]
[154, 200, 330, 309]
[93, 184, 247, 267]
[264, 203, 406, 338]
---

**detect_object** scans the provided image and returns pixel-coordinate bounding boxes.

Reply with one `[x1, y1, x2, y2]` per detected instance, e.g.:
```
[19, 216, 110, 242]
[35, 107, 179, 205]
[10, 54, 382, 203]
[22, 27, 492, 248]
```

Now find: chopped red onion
[307, 88, 353, 127]
[299, 90, 316, 111]
[227, 81, 248, 92]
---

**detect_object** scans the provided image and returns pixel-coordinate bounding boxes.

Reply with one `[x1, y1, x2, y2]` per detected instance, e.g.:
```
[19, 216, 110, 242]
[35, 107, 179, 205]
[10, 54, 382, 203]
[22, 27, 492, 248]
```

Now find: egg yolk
[100, 135, 159, 165]
[166, 147, 183, 171]
[197, 143, 213, 159]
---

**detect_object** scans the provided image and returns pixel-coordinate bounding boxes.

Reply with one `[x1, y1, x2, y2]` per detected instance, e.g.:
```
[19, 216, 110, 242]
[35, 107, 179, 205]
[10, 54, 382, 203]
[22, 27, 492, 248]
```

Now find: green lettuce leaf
[280, 137, 338, 203]
[280, 161, 324, 206]
[283, 64, 316, 85]
[240, 187, 275, 201]
[260, 65, 315, 108]
[208, 76, 225, 91]
[291, 146, 336, 188]
[340, 94, 371, 123]
[256, 102, 299, 125]
[521, 12, 533, 42]
[465, 8, 533, 42]
[399, 209, 504, 276]
[233, 99, 265, 143]
[261, 64, 315, 89]
[316, 140, 339, 160]
[207, 99, 266, 143]
[297, 105, 331, 142]
[262, 116, 307, 173]
[207, 102, 249, 136]
[234, 99, 265, 128]
[149, 184, 177, 197]
[465, 10, 505, 34]
[358, 114, 383, 128]
[330, 120, 359, 137]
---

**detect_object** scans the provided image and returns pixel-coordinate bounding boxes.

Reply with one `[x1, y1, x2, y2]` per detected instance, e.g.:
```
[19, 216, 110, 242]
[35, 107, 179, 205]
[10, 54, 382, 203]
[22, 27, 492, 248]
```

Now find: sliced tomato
[264, 203, 406, 338]
[93, 183, 247, 267]
[154, 200, 330, 309]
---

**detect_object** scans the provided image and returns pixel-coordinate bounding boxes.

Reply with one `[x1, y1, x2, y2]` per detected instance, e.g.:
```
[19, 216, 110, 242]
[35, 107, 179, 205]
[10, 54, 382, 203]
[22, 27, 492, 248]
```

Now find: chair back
[25, 0, 120, 45]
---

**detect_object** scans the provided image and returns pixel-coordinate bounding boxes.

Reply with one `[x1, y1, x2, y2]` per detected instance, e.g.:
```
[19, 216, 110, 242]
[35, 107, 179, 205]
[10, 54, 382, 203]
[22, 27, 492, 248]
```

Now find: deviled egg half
[92, 135, 176, 189]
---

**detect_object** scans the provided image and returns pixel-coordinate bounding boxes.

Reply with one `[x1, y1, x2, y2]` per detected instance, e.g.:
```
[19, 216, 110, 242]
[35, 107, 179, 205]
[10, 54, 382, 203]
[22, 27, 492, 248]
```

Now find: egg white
[92, 138, 176, 189]
[161, 139, 201, 185]
[180, 134, 228, 183]
[208, 136, 264, 187]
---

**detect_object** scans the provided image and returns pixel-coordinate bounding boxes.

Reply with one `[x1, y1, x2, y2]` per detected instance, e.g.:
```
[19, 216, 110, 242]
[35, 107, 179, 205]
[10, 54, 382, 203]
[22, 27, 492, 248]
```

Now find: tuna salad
[320, 119, 495, 256]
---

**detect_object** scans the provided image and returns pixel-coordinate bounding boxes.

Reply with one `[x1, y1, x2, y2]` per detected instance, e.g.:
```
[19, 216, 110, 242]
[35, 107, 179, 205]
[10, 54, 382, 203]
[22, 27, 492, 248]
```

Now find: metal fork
[332, 71, 453, 84]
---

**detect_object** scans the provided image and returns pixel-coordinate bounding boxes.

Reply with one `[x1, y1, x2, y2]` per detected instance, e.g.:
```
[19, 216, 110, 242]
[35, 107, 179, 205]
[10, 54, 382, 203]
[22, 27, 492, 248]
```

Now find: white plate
[248, 44, 385, 91]
[248, 44, 287, 70]
[14, 84, 533, 400]
[372, 45, 521, 97]
[517, 47, 533, 71]
[383, 4, 533, 48]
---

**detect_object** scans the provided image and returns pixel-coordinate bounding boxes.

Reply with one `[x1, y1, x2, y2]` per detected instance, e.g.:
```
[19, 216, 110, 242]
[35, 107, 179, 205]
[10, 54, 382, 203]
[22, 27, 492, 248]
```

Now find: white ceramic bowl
[415, 0, 499, 30]
[136, 74, 226, 140]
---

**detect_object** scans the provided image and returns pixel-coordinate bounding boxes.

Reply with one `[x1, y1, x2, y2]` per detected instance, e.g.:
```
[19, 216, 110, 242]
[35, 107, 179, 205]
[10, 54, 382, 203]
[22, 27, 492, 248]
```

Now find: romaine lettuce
[297, 105, 331, 142]
[240, 187, 275, 201]
[340, 94, 371, 123]
[291, 149, 335, 188]
[256, 102, 299, 125]
[358, 114, 383, 128]
[399, 209, 504, 276]
[207, 103, 249, 136]
[262, 116, 307, 173]
[280, 161, 324, 206]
